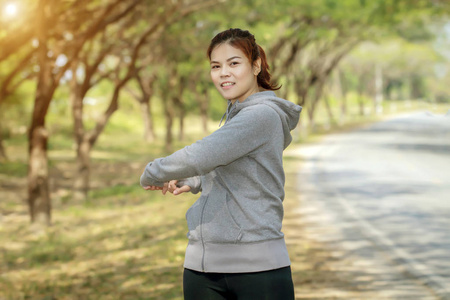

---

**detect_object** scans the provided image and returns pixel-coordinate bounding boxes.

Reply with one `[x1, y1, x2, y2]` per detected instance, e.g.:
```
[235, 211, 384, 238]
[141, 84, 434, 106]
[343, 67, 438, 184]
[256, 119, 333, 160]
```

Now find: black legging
[183, 266, 295, 300]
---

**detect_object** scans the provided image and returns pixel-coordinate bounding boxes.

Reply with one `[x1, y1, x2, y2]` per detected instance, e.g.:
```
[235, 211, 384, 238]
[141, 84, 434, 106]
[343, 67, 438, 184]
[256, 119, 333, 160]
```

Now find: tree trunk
[194, 83, 209, 134]
[279, 78, 289, 100]
[357, 74, 367, 116]
[178, 106, 185, 141]
[164, 100, 174, 152]
[0, 124, 7, 161]
[374, 63, 383, 114]
[163, 71, 178, 152]
[133, 73, 157, 142]
[28, 126, 51, 226]
[28, 0, 53, 226]
[174, 78, 186, 141]
[77, 85, 125, 197]
[340, 96, 347, 125]
[73, 139, 92, 201]
[200, 97, 209, 134]
[175, 89, 185, 142]
[140, 100, 156, 142]
[296, 82, 309, 107]
[307, 77, 327, 131]
[357, 87, 366, 116]
[335, 71, 347, 125]
[410, 76, 424, 100]
[323, 95, 335, 129]
[70, 75, 89, 201]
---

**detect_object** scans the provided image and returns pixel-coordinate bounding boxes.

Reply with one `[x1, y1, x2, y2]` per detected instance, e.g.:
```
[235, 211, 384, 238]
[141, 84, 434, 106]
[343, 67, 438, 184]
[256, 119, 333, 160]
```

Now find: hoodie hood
[225, 91, 302, 149]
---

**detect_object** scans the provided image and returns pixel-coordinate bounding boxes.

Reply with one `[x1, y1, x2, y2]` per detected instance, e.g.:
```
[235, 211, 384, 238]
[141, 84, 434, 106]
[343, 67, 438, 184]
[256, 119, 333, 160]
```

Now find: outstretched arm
[140, 105, 279, 187]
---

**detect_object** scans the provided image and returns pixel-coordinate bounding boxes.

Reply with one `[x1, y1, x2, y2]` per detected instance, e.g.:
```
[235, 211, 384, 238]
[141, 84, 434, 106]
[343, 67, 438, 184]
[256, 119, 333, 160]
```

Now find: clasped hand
[143, 180, 191, 196]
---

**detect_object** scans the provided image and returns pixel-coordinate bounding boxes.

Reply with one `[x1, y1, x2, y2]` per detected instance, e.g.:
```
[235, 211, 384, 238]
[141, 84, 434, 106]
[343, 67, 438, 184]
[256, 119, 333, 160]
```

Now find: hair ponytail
[256, 45, 281, 91]
[207, 28, 281, 91]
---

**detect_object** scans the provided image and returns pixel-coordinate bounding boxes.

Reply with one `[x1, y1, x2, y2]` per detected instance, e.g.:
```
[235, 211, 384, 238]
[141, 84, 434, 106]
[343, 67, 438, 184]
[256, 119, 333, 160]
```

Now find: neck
[231, 85, 261, 104]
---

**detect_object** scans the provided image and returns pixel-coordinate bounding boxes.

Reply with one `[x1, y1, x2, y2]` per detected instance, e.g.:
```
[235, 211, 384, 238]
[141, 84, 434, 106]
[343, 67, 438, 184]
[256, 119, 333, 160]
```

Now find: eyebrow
[210, 56, 242, 64]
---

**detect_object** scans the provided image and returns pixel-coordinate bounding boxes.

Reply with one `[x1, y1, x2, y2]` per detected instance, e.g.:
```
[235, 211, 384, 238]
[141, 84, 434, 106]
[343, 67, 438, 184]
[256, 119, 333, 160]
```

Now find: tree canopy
[0, 0, 448, 225]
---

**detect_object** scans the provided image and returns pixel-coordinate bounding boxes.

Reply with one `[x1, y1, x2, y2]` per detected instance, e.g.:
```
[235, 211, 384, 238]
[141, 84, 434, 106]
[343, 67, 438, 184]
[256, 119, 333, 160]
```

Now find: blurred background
[0, 0, 449, 299]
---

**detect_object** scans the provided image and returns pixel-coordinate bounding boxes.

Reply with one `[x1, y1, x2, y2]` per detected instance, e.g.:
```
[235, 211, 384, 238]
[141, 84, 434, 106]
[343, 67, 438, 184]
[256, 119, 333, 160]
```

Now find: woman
[141, 28, 302, 300]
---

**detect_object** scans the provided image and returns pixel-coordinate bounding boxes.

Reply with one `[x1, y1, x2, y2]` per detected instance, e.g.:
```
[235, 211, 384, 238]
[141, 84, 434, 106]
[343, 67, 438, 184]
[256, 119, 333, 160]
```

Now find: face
[210, 43, 261, 104]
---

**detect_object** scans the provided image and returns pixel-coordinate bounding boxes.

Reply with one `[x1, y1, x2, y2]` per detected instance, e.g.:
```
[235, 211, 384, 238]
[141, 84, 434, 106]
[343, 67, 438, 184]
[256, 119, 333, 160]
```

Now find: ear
[253, 57, 262, 76]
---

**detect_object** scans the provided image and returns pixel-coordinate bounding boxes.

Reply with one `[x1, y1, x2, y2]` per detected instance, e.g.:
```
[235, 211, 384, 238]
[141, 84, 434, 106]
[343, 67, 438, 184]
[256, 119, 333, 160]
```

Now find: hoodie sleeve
[140, 104, 280, 187]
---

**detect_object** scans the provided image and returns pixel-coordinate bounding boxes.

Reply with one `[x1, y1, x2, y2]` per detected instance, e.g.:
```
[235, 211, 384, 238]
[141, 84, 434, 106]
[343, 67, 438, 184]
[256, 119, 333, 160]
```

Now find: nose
[220, 65, 230, 77]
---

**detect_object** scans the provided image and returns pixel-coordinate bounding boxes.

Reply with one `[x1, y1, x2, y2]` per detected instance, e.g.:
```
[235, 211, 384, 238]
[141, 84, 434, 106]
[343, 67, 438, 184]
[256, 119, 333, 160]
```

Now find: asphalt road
[291, 111, 450, 299]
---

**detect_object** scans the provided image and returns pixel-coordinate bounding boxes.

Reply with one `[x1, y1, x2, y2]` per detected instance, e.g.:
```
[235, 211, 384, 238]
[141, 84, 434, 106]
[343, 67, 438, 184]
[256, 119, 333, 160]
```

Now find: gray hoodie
[140, 91, 302, 273]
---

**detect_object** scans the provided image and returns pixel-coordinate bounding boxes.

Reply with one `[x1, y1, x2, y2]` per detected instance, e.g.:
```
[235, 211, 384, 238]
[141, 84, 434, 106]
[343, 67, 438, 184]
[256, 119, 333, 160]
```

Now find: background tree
[67, 0, 221, 201]
[27, 0, 150, 226]
[0, 0, 448, 227]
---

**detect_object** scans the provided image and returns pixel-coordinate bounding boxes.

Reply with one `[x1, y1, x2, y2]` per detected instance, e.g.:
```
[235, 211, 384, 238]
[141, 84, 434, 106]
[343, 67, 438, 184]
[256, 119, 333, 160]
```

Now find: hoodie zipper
[200, 196, 208, 272]
[219, 101, 237, 127]
[204, 102, 237, 270]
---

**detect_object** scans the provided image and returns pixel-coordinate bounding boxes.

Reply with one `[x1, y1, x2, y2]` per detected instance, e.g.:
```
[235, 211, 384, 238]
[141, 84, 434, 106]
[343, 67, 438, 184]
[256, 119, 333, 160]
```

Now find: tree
[68, 2, 172, 200]
[263, 0, 448, 130]
[28, 0, 146, 226]
[127, 72, 158, 143]
[68, 0, 221, 200]
[1, 0, 225, 222]
[0, 47, 36, 161]
[0, 0, 448, 226]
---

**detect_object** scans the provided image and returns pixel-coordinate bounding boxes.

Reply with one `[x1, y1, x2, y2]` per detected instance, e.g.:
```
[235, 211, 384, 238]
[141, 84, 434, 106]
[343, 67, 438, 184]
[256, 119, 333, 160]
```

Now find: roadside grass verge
[0, 180, 197, 299]
[0, 121, 205, 299]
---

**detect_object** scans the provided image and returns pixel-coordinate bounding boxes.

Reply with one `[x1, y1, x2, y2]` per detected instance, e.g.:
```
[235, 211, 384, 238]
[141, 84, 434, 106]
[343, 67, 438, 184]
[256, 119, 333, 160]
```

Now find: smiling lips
[221, 82, 235, 88]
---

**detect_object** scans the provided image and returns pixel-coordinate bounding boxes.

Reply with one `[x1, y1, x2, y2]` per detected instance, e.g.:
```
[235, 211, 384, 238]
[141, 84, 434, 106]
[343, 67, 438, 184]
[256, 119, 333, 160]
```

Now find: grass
[0, 161, 28, 177]
[0, 115, 316, 299]
[0, 116, 207, 299]
[0, 180, 196, 299]
[1, 99, 448, 299]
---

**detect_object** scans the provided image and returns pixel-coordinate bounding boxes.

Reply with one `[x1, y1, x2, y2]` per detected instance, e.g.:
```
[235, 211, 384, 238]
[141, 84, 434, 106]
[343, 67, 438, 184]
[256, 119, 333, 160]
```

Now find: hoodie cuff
[177, 176, 202, 194]
[140, 162, 164, 187]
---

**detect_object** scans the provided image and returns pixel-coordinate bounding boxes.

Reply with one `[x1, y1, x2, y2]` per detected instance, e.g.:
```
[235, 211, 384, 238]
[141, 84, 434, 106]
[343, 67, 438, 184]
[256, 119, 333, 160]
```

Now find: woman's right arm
[140, 105, 278, 188]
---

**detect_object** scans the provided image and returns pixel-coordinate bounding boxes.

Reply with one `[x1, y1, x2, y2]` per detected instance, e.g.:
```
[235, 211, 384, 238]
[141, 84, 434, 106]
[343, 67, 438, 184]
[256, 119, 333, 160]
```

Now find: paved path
[287, 112, 450, 299]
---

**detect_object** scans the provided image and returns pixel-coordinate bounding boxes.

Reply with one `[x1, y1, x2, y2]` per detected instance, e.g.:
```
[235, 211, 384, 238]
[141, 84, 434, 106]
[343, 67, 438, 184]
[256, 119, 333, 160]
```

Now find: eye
[211, 65, 220, 69]
[230, 61, 239, 66]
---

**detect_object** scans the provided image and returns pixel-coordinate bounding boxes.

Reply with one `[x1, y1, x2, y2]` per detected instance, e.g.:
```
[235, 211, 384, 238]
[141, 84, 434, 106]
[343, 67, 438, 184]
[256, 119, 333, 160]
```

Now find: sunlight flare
[4, 2, 18, 16]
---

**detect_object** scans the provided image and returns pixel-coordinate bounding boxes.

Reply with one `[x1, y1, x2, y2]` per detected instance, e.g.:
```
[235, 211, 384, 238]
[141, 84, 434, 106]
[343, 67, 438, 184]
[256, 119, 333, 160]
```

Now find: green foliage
[1, 0, 448, 144]
[340, 37, 447, 103]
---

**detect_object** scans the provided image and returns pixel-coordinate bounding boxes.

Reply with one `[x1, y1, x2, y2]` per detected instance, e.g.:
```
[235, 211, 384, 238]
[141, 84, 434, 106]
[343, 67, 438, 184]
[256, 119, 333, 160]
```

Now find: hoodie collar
[219, 91, 278, 127]
[218, 91, 302, 149]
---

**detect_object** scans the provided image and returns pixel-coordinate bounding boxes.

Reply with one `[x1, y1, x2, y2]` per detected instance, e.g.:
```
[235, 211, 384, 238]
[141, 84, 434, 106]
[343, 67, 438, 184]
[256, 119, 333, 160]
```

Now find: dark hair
[207, 28, 281, 91]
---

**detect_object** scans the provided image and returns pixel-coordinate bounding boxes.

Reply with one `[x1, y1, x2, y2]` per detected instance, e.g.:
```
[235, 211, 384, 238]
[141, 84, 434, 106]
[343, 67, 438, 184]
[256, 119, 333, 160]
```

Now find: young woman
[141, 28, 302, 300]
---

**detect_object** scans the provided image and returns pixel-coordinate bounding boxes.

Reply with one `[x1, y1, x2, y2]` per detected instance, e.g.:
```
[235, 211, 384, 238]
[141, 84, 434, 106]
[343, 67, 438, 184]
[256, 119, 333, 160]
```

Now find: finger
[143, 186, 151, 190]
[168, 180, 178, 193]
[162, 182, 169, 195]
[173, 185, 191, 195]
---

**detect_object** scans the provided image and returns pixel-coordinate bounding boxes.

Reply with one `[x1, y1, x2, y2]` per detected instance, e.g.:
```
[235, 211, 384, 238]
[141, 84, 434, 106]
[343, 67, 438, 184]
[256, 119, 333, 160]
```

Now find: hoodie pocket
[185, 197, 204, 241]
[201, 188, 243, 243]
